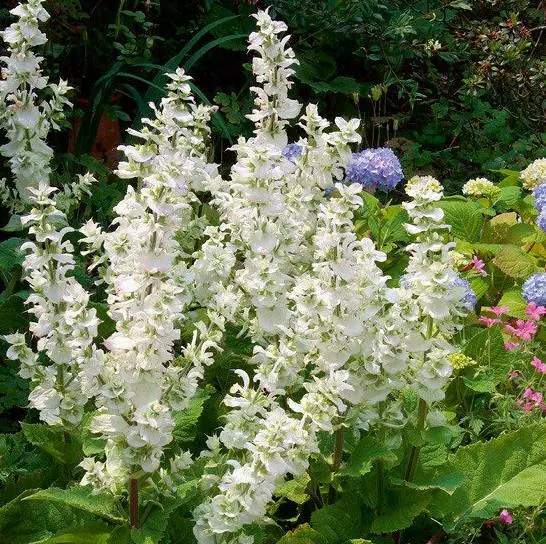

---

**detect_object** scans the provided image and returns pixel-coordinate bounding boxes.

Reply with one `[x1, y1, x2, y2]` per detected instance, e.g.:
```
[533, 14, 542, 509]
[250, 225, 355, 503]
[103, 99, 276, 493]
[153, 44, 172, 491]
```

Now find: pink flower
[523, 387, 543, 404]
[499, 509, 513, 525]
[504, 341, 520, 351]
[525, 302, 546, 321]
[479, 316, 501, 327]
[504, 320, 538, 342]
[470, 255, 488, 277]
[507, 370, 520, 379]
[531, 356, 546, 374]
[517, 388, 545, 412]
[490, 306, 509, 316]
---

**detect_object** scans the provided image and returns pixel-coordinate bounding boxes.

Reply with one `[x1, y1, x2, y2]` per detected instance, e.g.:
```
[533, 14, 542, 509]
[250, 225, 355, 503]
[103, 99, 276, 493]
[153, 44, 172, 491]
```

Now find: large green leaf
[429, 423, 546, 529]
[371, 489, 430, 533]
[35, 522, 113, 543]
[496, 288, 528, 319]
[172, 388, 211, 446]
[25, 486, 126, 523]
[492, 245, 539, 280]
[339, 436, 397, 478]
[21, 424, 82, 465]
[438, 199, 484, 242]
[0, 489, 86, 544]
[311, 498, 370, 544]
[278, 524, 328, 544]
[0, 238, 23, 276]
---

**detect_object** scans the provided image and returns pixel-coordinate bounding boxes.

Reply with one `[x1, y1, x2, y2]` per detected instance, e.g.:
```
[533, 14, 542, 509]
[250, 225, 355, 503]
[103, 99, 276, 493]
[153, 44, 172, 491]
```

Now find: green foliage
[427, 423, 546, 529]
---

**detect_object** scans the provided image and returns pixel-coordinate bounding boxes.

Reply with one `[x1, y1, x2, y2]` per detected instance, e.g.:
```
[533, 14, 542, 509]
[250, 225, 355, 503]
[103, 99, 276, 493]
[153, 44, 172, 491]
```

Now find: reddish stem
[129, 478, 139, 529]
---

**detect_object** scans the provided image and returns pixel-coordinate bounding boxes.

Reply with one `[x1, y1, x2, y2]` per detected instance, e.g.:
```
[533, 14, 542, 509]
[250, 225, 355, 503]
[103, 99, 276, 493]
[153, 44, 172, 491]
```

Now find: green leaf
[495, 186, 522, 206]
[431, 423, 546, 529]
[25, 487, 126, 523]
[462, 326, 504, 368]
[469, 276, 489, 300]
[311, 498, 369, 544]
[132, 506, 168, 544]
[492, 245, 538, 280]
[371, 489, 430, 533]
[0, 295, 28, 334]
[172, 388, 211, 446]
[276, 475, 311, 505]
[21, 423, 82, 465]
[0, 489, 86, 544]
[339, 436, 397, 478]
[0, 238, 23, 274]
[278, 524, 328, 544]
[81, 413, 107, 457]
[438, 199, 484, 242]
[36, 522, 113, 543]
[1, 215, 25, 232]
[481, 212, 517, 243]
[390, 472, 463, 495]
[496, 288, 528, 319]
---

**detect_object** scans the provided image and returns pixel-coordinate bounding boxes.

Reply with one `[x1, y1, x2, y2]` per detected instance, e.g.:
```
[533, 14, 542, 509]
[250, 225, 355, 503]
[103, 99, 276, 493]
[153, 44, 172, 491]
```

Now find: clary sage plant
[0, 2, 545, 544]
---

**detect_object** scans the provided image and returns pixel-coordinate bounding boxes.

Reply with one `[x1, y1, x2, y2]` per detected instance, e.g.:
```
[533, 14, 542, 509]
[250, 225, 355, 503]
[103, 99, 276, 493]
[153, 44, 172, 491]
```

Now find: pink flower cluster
[516, 388, 545, 412]
[479, 306, 509, 328]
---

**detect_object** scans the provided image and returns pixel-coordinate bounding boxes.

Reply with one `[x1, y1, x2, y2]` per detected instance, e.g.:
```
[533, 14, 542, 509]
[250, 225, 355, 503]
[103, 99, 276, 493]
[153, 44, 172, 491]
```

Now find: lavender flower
[533, 184, 546, 213]
[522, 273, 546, 307]
[282, 143, 303, 163]
[453, 277, 477, 310]
[346, 147, 403, 192]
[537, 209, 546, 232]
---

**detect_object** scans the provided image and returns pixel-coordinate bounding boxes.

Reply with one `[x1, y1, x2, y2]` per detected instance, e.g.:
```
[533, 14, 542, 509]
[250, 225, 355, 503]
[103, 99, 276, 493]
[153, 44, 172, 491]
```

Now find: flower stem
[328, 426, 345, 503]
[405, 399, 428, 482]
[129, 478, 139, 529]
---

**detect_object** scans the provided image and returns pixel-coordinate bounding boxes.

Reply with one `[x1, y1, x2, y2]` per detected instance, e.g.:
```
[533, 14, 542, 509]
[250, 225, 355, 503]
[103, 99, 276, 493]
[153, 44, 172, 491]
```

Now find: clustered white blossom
[78, 68, 223, 494]
[0, 0, 72, 205]
[1, 4, 476, 538]
[462, 177, 500, 200]
[4, 182, 101, 426]
[191, 13, 472, 544]
[2, 2, 98, 427]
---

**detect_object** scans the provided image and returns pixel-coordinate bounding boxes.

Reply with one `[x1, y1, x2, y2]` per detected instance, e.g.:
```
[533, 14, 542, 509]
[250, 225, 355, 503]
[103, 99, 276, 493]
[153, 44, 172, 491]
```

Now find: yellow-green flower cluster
[520, 158, 546, 190]
[462, 177, 500, 200]
[448, 352, 477, 370]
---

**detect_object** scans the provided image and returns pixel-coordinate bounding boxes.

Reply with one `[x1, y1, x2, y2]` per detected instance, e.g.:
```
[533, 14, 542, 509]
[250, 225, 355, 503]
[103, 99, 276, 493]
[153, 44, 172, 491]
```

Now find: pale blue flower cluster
[522, 273, 546, 307]
[282, 143, 303, 163]
[346, 147, 403, 192]
[533, 184, 546, 232]
[453, 277, 477, 310]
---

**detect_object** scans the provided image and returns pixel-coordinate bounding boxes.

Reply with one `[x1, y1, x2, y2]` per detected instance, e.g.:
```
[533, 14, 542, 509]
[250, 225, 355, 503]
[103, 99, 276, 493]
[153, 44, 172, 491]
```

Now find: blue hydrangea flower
[346, 147, 403, 192]
[282, 143, 303, 163]
[453, 277, 477, 310]
[533, 183, 546, 213]
[522, 273, 546, 307]
[537, 209, 546, 232]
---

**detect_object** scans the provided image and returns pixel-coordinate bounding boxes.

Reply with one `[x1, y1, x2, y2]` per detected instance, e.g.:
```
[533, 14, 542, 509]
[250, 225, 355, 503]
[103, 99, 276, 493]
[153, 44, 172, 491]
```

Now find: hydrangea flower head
[462, 177, 500, 200]
[522, 273, 546, 307]
[346, 147, 403, 192]
[405, 175, 443, 201]
[521, 158, 546, 190]
[537, 209, 546, 232]
[453, 277, 477, 310]
[533, 183, 546, 212]
[282, 143, 303, 163]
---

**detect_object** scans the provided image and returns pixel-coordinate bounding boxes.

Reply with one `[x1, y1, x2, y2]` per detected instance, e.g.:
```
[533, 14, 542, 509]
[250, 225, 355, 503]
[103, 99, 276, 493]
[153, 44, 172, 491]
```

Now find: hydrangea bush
[0, 3, 544, 544]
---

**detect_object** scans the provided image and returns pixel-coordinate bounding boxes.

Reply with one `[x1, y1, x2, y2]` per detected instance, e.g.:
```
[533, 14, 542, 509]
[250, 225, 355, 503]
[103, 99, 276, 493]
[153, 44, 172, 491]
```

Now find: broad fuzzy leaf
[25, 486, 126, 523]
[429, 423, 546, 529]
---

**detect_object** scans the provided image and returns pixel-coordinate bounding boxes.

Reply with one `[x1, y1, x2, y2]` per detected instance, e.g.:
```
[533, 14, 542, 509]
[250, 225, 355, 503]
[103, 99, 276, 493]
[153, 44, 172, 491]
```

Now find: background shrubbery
[1, 0, 544, 194]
